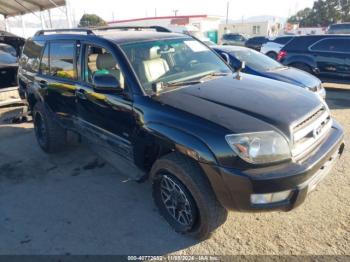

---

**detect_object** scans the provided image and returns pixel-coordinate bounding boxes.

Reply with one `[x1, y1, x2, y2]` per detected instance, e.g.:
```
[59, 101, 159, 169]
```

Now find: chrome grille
[292, 106, 332, 160]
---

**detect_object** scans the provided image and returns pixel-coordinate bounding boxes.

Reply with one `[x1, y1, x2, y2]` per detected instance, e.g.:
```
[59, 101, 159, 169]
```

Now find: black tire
[290, 63, 313, 74]
[266, 51, 277, 60]
[151, 153, 228, 239]
[33, 102, 67, 153]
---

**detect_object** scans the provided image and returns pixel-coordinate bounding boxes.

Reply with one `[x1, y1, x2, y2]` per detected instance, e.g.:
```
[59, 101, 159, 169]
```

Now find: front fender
[145, 122, 218, 165]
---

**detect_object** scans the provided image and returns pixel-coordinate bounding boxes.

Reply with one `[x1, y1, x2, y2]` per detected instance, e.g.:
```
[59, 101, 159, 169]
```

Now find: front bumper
[201, 120, 344, 212]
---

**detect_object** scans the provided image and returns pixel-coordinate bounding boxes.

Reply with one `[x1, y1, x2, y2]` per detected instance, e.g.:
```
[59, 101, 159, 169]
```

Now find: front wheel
[151, 153, 228, 239]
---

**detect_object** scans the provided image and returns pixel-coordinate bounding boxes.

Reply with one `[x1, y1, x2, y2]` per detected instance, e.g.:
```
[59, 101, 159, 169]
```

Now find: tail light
[277, 50, 287, 61]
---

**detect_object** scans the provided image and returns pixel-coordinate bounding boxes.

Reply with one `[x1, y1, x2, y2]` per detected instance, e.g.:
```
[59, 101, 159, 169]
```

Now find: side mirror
[92, 74, 122, 93]
[220, 52, 230, 64]
[235, 61, 246, 80]
[237, 61, 246, 71]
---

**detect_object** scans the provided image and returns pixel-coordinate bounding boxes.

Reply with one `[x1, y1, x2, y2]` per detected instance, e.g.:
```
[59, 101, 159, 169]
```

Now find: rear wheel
[266, 51, 277, 60]
[33, 102, 67, 153]
[151, 153, 228, 239]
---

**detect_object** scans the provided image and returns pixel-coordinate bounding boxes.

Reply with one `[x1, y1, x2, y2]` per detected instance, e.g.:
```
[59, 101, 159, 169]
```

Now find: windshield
[121, 38, 231, 93]
[230, 49, 283, 71]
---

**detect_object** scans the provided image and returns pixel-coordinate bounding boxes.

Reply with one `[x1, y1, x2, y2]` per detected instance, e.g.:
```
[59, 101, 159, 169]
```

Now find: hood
[263, 67, 321, 88]
[155, 74, 322, 138]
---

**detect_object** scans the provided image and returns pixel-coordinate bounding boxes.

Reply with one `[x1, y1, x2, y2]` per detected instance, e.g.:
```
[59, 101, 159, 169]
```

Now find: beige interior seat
[95, 53, 125, 88]
[142, 47, 169, 82]
[88, 53, 98, 72]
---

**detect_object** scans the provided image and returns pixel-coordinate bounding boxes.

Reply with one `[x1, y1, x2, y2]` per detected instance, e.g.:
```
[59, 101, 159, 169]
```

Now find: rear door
[35, 40, 79, 128]
[309, 38, 350, 80]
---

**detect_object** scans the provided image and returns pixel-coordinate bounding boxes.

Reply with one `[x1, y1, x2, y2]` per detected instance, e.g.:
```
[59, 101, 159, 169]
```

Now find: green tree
[288, 0, 349, 27]
[78, 14, 107, 28]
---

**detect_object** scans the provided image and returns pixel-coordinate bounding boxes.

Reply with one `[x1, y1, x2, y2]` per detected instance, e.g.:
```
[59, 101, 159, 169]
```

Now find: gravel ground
[0, 89, 349, 255]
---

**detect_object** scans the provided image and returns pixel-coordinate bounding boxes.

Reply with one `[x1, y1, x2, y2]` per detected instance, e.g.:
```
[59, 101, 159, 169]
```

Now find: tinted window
[223, 34, 243, 41]
[49, 42, 76, 80]
[40, 43, 49, 75]
[20, 40, 44, 73]
[273, 37, 293, 45]
[310, 38, 350, 53]
[0, 44, 17, 65]
[229, 48, 283, 71]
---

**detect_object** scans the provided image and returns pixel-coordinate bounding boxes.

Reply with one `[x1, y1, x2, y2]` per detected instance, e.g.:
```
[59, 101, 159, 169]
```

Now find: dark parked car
[0, 31, 25, 89]
[18, 27, 344, 239]
[213, 45, 326, 99]
[327, 23, 350, 34]
[245, 36, 268, 51]
[0, 43, 18, 88]
[221, 33, 247, 46]
[278, 35, 350, 84]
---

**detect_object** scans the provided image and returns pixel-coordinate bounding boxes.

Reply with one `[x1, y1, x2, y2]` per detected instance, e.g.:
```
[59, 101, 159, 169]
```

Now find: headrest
[148, 46, 161, 59]
[96, 53, 116, 69]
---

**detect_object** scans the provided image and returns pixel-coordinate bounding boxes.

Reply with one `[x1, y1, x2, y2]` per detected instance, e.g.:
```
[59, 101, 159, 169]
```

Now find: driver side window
[84, 45, 126, 89]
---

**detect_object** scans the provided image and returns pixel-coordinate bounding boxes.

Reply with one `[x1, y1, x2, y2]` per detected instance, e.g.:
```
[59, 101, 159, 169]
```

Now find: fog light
[251, 190, 292, 204]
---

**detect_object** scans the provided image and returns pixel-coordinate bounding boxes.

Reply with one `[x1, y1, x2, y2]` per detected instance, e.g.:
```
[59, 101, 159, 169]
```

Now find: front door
[76, 43, 143, 180]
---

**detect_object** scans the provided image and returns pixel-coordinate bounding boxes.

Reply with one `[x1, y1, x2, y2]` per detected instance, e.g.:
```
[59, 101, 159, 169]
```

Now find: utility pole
[226, 1, 229, 25]
[173, 10, 179, 17]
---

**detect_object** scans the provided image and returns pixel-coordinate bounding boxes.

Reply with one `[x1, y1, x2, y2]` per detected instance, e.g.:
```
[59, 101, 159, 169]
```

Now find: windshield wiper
[199, 72, 231, 81]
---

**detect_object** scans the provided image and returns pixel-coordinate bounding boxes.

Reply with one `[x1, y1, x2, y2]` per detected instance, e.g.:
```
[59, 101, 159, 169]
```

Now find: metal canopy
[0, 0, 65, 17]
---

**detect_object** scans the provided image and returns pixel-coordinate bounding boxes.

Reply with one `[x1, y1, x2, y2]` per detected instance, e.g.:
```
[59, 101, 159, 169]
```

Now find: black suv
[18, 27, 344, 239]
[245, 36, 268, 51]
[327, 23, 350, 34]
[278, 35, 350, 84]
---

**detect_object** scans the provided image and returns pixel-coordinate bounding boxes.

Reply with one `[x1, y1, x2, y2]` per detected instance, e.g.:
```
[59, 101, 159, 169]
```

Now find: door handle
[76, 89, 87, 100]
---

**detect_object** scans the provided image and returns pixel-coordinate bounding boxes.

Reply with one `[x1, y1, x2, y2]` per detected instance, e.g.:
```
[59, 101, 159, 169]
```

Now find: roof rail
[34, 28, 95, 36]
[93, 25, 172, 33]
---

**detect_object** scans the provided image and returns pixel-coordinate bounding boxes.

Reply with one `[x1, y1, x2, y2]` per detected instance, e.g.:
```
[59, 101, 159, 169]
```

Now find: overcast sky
[67, 0, 316, 22]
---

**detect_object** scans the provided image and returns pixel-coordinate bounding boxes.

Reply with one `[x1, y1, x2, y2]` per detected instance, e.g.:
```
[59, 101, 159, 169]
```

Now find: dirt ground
[0, 89, 349, 255]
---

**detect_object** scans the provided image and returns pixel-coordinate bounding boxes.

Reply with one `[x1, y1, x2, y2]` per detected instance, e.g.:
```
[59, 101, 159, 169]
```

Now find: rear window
[310, 38, 350, 53]
[331, 24, 350, 29]
[223, 34, 244, 41]
[20, 40, 44, 73]
[273, 37, 293, 45]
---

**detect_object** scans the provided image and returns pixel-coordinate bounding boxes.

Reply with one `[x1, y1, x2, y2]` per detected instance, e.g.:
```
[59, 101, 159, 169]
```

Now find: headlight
[225, 131, 291, 164]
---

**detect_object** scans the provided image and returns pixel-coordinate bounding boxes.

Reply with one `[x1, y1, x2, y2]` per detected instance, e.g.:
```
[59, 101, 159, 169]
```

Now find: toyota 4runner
[18, 27, 345, 239]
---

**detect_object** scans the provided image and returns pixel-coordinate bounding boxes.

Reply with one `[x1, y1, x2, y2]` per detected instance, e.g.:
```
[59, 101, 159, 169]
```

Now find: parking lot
[0, 88, 349, 255]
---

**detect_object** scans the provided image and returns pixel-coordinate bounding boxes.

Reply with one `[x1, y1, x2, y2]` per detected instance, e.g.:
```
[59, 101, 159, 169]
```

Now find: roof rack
[34, 25, 172, 37]
[92, 25, 172, 33]
[34, 28, 94, 36]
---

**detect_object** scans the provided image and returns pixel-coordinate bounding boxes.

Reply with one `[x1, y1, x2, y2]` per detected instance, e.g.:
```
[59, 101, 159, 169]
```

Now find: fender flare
[136, 122, 218, 166]
[285, 56, 317, 69]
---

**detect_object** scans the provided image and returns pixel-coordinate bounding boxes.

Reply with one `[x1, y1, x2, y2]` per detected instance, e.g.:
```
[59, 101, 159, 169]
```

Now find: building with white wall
[108, 15, 221, 41]
[218, 17, 284, 43]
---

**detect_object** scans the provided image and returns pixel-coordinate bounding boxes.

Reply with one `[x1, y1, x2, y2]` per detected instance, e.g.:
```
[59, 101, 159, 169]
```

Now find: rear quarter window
[20, 40, 44, 73]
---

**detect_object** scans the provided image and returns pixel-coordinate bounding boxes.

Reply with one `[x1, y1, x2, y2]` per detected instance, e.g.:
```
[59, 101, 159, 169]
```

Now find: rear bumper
[201, 120, 345, 212]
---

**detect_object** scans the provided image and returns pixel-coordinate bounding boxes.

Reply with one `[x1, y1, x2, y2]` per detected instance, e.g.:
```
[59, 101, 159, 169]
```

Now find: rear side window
[49, 42, 77, 80]
[273, 37, 293, 45]
[20, 40, 44, 73]
[310, 38, 350, 53]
